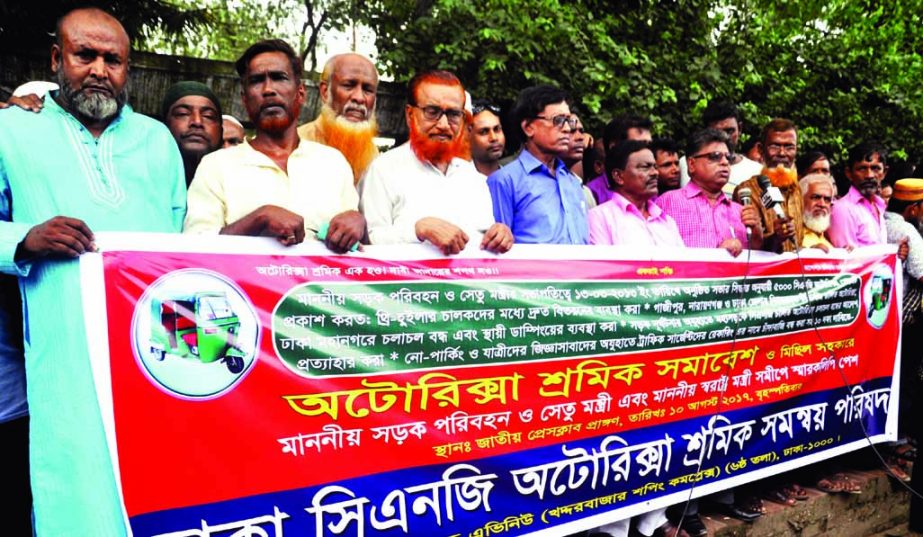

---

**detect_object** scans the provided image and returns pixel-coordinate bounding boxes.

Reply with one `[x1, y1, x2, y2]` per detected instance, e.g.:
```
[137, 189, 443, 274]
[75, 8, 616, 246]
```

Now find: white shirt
[359, 142, 495, 244]
[184, 139, 358, 235]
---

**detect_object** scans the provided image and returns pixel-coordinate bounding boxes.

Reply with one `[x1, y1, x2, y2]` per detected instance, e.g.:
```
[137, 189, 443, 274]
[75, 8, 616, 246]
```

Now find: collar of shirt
[44, 89, 129, 132]
[517, 148, 569, 179]
[612, 191, 663, 220]
[845, 185, 886, 212]
[682, 180, 731, 205]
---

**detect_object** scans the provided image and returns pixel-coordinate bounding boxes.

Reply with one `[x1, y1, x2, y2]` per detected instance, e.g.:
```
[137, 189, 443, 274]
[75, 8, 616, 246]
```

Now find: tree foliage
[0, 0, 206, 52]
[359, 0, 923, 163]
[140, 0, 356, 72]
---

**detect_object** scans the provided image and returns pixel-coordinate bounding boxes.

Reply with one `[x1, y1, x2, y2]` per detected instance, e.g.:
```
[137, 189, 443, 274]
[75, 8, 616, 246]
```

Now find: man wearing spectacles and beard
[657, 128, 763, 256]
[359, 70, 513, 255]
[732, 118, 802, 252]
[487, 85, 589, 244]
[468, 100, 506, 176]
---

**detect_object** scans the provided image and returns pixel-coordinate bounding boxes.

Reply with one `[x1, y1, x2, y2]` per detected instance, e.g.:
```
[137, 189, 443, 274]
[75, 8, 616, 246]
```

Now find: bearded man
[359, 70, 513, 255]
[800, 173, 836, 251]
[185, 39, 365, 253]
[298, 53, 379, 184]
[829, 142, 890, 248]
[733, 118, 802, 252]
[0, 7, 186, 535]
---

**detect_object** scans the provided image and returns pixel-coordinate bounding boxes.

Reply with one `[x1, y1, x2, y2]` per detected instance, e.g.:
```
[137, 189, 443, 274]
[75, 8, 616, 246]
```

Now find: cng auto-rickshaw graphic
[868, 273, 892, 318]
[150, 292, 247, 373]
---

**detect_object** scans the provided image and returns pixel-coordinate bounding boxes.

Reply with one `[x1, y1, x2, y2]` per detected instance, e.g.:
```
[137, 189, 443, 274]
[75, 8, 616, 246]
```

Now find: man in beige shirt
[298, 53, 379, 184]
[185, 39, 365, 253]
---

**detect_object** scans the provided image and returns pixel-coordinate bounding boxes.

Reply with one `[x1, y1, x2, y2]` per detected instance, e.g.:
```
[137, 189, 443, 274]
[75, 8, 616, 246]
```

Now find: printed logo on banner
[130, 269, 261, 399]
[863, 264, 895, 329]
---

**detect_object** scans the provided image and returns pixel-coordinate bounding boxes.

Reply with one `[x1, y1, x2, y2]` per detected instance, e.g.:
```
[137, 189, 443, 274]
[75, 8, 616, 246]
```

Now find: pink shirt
[588, 192, 684, 247]
[828, 186, 887, 248]
[655, 181, 748, 248]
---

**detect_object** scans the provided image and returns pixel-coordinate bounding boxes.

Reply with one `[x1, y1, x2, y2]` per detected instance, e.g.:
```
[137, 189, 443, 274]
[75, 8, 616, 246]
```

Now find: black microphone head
[756, 174, 771, 190]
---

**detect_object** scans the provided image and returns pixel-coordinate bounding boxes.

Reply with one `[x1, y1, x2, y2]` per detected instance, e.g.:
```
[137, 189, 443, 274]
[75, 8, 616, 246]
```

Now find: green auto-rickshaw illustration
[149, 291, 247, 374]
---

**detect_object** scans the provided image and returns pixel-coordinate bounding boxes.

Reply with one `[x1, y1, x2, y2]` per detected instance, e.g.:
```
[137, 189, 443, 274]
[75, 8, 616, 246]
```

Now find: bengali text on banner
[79, 234, 901, 537]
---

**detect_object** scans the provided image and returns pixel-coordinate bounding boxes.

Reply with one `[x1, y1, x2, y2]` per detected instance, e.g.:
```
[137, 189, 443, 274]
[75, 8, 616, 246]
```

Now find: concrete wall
[0, 49, 407, 139]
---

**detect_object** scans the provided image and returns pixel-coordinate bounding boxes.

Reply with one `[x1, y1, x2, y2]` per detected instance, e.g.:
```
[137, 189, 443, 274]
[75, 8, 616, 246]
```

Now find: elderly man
[185, 40, 364, 253]
[829, 142, 890, 248]
[800, 173, 837, 251]
[360, 70, 512, 254]
[488, 85, 588, 244]
[161, 81, 223, 186]
[657, 129, 762, 256]
[587, 139, 690, 537]
[222, 114, 246, 147]
[733, 118, 802, 252]
[298, 53, 379, 183]
[0, 8, 185, 535]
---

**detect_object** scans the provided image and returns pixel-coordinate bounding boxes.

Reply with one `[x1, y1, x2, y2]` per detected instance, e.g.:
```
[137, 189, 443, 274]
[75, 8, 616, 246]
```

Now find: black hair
[513, 85, 570, 136]
[685, 128, 729, 157]
[235, 39, 303, 79]
[605, 140, 651, 189]
[603, 114, 653, 150]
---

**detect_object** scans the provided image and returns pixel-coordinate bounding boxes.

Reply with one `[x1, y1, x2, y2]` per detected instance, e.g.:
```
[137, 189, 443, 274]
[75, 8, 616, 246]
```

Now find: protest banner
[80, 234, 900, 537]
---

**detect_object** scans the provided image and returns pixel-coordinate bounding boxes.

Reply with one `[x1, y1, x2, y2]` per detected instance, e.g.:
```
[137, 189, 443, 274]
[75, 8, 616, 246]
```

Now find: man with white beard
[800, 173, 836, 251]
[298, 53, 379, 184]
[185, 39, 365, 253]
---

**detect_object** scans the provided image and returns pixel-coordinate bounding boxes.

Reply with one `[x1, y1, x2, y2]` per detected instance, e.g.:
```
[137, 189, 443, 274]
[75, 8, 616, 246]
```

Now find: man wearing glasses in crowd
[487, 85, 589, 244]
[657, 128, 763, 256]
[732, 119, 801, 252]
[359, 70, 513, 255]
[468, 99, 506, 176]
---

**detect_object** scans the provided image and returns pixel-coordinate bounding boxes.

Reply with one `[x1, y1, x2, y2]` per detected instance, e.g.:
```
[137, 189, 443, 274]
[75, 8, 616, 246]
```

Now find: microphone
[756, 175, 787, 220]
[738, 187, 753, 239]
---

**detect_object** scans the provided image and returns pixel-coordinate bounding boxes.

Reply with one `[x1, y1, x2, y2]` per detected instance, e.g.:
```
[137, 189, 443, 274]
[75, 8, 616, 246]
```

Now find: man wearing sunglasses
[468, 99, 506, 176]
[487, 85, 588, 244]
[657, 129, 763, 256]
[359, 70, 513, 255]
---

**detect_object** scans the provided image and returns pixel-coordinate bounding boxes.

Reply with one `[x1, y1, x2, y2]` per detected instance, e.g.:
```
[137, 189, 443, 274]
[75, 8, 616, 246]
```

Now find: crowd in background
[2, 6, 922, 537]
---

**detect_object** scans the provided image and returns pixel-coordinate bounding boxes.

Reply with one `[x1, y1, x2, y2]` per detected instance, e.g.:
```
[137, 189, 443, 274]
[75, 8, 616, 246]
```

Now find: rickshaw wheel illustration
[151, 348, 165, 361]
[225, 356, 244, 374]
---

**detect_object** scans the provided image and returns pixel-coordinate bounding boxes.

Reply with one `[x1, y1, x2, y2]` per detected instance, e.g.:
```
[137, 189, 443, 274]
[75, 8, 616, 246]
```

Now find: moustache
[343, 103, 369, 116]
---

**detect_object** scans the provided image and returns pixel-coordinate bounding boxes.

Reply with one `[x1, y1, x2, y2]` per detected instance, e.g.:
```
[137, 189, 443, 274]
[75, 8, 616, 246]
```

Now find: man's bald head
[51, 7, 130, 130]
[56, 8, 129, 52]
[320, 53, 378, 123]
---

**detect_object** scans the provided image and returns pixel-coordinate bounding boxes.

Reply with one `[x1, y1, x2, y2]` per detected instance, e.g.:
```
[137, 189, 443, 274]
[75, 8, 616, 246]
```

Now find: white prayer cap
[13, 81, 58, 97]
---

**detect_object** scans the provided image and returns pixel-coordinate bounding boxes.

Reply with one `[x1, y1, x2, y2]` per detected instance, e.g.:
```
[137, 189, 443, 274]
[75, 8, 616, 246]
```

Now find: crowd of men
[1, 7, 921, 537]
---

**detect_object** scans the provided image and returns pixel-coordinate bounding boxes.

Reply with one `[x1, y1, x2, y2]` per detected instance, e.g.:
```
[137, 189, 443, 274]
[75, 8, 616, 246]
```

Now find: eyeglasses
[533, 114, 577, 130]
[472, 103, 500, 116]
[412, 104, 465, 125]
[766, 143, 797, 153]
[690, 151, 733, 163]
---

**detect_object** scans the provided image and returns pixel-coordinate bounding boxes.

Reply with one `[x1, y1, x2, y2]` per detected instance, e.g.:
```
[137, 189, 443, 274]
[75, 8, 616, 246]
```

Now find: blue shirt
[0, 93, 186, 536]
[0, 274, 25, 423]
[487, 150, 589, 244]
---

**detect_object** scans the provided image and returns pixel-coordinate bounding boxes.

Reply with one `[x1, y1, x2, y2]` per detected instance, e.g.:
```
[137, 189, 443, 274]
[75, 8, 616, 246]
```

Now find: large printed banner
[81, 235, 901, 537]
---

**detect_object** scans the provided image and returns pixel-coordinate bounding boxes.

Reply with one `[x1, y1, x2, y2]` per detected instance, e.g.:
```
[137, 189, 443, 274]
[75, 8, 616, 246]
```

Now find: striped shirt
[655, 181, 747, 248]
